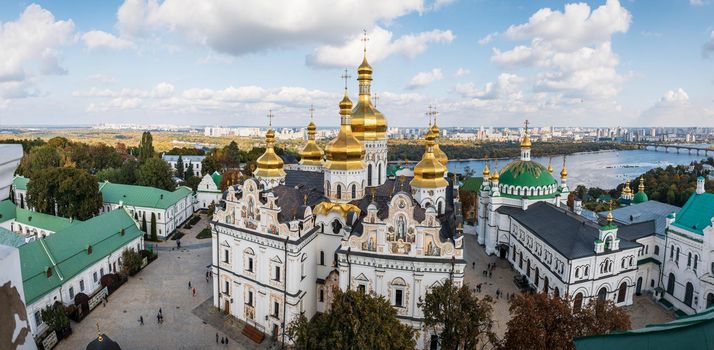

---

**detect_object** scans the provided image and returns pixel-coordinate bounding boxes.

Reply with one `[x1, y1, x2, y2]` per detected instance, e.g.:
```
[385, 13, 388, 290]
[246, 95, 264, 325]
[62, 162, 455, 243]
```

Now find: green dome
[633, 191, 648, 204]
[497, 160, 559, 198]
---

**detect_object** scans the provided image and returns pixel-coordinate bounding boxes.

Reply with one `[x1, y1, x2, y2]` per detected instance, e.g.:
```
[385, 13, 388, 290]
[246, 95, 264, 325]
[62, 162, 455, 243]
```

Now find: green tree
[138, 131, 155, 163]
[150, 212, 157, 241]
[136, 158, 175, 191]
[175, 155, 185, 179]
[27, 168, 102, 220]
[286, 288, 416, 349]
[420, 280, 497, 350]
[201, 153, 221, 175]
[185, 161, 194, 178]
[40, 302, 69, 334]
[141, 215, 147, 233]
[22, 144, 61, 177]
[121, 248, 143, 275]
[222, 141, 241, 170]
[182, 175, 202, 192]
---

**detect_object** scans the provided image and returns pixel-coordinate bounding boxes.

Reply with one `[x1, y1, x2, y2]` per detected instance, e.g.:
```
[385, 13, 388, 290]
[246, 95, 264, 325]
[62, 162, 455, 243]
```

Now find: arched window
[319, 251, 325, 266]
[676, 247, 680, 263]
[437, 201, 443, 214]
[325, 181, 330, 197]
[584, 266, 589, 276]
[512, 247, 516, 261]
[378, 163, 382, 185]
[535, 267, 540, 286]
[336, 184, 342, 200]
[543, 276, 549, 295]
[707, 293, 714, 309]
[670, 245, 674, 259]
[396, 216, 406, 241]
[688, 252, 692, 267]
[519, 252, 523, 268]
[368, 164, 373, 187]
[598, 287, 607, 300]
[617, 282, 627, 303]
[667, 273, 676, 295]
[351, 184, 356, 199]
[694, 255, 698, 270]
[575, 267, 580, 278]
[527, 259, 531, 278]
[574, 293, 583, 310]
[685, 282, 694, 307]
[654, 245, 660, 256]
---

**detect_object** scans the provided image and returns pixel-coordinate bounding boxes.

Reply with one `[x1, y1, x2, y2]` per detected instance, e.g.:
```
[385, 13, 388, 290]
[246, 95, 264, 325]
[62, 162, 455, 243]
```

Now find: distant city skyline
[0, 0, 713, 127]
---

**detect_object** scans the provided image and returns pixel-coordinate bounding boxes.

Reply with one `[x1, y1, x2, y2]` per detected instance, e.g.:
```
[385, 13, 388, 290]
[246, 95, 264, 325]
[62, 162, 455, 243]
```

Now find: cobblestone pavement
[55, 214, 260, 350]
[460, 228, 676, 338]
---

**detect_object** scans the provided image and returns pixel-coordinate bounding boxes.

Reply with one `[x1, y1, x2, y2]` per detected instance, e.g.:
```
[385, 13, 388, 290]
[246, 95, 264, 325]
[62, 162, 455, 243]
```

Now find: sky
[0, 0, 713, 128]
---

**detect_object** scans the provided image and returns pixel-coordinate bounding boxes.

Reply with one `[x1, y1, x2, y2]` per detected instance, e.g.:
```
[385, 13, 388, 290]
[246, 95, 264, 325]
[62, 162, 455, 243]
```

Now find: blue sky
[0, 0, 712, 127]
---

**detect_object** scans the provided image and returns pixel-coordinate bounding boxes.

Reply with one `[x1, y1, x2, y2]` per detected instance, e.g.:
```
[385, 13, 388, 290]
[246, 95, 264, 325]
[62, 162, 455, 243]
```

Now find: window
[320, 251, 325, 266]
[676, 247, 680, 264]
[358, 284, 366, 294]
[223, 249, 229, 263]
[319, 289, 324, 302]
[158, 213, 161, 220]
[79, 280, 85, 292]
[688, 252, 692, 267]
[100, 268, 104, 277]
[247, 291, 253, 305]
[93, 272, 98, 283]
[224, 281, 230, 295]
[274, 266, 281, 282]
[301, 262, 305, 280]
[351, 184, 356, 199]
[336, 185, 342, 199]
[34, 311, 42, 327]
[695, 255, 698, 270]
[670, 245, 674, 259]
[273, 301, 280, 318]
[69, 286, 75, 299]
[654, 245, 660, 256]
[395, 289, 404, 307]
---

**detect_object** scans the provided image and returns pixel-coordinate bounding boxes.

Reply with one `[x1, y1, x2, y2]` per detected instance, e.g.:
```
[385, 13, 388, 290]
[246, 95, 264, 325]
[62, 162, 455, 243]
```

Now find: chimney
[696, 176, 705, 195]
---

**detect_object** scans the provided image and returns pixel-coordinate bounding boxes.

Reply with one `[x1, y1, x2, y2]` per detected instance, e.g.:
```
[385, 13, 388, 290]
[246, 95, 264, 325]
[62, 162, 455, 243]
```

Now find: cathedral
[210, 43, 464, 349]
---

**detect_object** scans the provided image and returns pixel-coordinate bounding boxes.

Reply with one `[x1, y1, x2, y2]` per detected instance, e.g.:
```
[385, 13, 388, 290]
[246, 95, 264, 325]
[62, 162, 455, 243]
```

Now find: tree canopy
[287, 289, 416, 350]
[136, 158, 175, 191]
[27, 167, 102, 220]
[138, 131, 155, 163]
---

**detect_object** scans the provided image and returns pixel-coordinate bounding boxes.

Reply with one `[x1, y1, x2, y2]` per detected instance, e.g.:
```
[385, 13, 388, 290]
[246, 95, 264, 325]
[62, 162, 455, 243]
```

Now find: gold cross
[309, 104, 315, 121]
[431, 106, 439, 124]
[340, 69, 352, 90]
[426, 106, 433, 126]
[372, 93, 379, 107]
[524, 119, 529, 134]
[267, 109, 274, 127]
[361, 29, 369, 53]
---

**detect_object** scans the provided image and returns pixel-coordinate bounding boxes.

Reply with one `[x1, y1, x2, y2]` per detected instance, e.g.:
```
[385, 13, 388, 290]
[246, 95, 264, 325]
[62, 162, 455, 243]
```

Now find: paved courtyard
[55, 214, 265, 350]
[460, 226, 675, 337]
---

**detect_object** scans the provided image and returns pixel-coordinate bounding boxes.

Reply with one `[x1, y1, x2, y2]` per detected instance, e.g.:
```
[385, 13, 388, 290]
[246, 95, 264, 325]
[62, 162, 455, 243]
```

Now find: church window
[336, 185, 342, 199]
[368, 164, 373, 187]
[688, 252, 692, 267]
[351, 184, 356, 199]
[676, 247, 680, 264]
[670, 245, 674, 259]
[274, 266, 281, 282]
[320, 251, 325, 266]
[247, 291, 253, 305]
[319, 288, 324, 302]
[694, 255, 698, 270]
[224, 249, 229, 263]
[395, 289, 404, 307]
[654, 245, 660, 256]
[273, 301, 280, 318]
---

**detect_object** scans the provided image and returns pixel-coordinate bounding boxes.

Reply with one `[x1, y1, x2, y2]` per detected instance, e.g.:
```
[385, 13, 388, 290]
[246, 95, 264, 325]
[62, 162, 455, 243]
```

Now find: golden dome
[351, 52, 387, 141]
[324, 90, 365, 171]
[547, 158, 553, 173]
[430, 120, 449, 167]
[560, 165, 568, 179]
[255, 126, 286, 178]
[482, 163, 490, 178]
[411, 136, 448, 189]
[299, 120, 323, 166]
[521, 133, 532, 149]
[623, 180, 632, 194]
[490, 168, 500, 181]
[638, 176, 645, 192]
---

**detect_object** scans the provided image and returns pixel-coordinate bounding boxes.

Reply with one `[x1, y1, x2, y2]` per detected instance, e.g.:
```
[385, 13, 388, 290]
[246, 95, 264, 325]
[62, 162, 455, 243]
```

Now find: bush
[171, 231, 185, 240]
[122, 249, 143, 275]
[183, 223, 193, 229]
[189, 215, 201, 225]
[196, 227, 212, 239]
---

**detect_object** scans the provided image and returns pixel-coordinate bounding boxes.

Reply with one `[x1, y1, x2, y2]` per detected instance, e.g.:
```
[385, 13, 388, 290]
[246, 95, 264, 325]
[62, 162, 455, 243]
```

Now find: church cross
[340, 69, 352, 90]
[361, 29, 369, 53]
[267, 109, 274, 127]
[524, 119, 530, 134]
[372, 93, 379, 107]
[431, 106, 439, 124]
[309, 104, 315, 121]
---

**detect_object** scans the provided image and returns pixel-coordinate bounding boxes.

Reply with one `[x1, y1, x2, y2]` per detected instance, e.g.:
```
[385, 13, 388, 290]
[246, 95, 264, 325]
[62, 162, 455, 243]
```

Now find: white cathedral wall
[364, 140, 387, 187]
[662, 224, 712, 314]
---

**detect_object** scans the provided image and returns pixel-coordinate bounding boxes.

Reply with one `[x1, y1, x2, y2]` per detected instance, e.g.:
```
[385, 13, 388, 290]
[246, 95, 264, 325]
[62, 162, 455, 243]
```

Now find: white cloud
[0, 4, 74, 101]
[659, 88, 689, 104]
[690, 0, 705, 6]
[703, 31, 714, 58]
[87, 74, 117, 84]
[307, 26, 454, 67]
[81, 30, 136, 50]
[407, 68, 443, 89]
[478, 32, 498, 45]
[115, 0, 451, 57]
[640, 88, 714, 126]
[491, 0, 631, 100]
[454, 68, 470, 77]
[453, 73, 524, 100]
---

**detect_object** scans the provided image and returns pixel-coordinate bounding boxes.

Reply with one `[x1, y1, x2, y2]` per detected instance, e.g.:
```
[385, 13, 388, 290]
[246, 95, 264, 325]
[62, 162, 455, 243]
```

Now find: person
[157, 313, 160, 324]
[159, 308, 163, 316]
[216, 333, 219, 343]
[192, 287, 196, 297]
[188, 281, 192, 289]
[472, 261, 475, 269]
[221, 337, 225, 344]
[225, 338, 229, 346]
[139, 316, 144, 325]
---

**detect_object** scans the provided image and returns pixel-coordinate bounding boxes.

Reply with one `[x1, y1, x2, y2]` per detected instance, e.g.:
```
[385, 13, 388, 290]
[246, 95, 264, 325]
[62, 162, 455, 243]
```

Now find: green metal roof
[461, 177, 484, 192]
[18, 209, 143, 305]
[672, 191, 714, 235]
[13, 176, 29, 191]
[498, 160, 558, 191]
[15, 206, 80, 232]
[0, 227, 25, 247]
[574, 307, 714, 350]
[99, 182, 193, 209]
[211, 171, 222, 187]
[0, 199, 17, 223]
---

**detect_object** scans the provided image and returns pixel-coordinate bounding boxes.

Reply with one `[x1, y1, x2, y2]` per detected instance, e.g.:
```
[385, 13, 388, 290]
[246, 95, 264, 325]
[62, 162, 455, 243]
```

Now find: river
[448, 149, 711, 189]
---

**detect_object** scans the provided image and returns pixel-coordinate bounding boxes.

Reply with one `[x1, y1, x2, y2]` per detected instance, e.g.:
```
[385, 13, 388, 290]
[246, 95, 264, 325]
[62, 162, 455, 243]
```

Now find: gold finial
[623, 179, 632, 194]
[371, 187, 377, 202]
[96, 322, 103, 342]
[483, 162, 490, 178]
[560, 155, 568, 178]
[309, 104, 315, 121]
[547, 157, 553, 173]
[341, 69, 352, 91]
[638, 176, 645, 192]
[607, 200, 614, 223]
[521, 119, 532, 148]
[361, 29, 369, 55]
[303, 193, 308, 206]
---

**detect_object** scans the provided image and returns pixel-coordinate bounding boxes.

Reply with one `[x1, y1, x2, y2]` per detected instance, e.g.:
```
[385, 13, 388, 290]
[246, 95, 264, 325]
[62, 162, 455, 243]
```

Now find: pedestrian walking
[157, 313, 160, 324]
[159, 307, 163, 316]
[472, 261, 475, 269]
[216, 333, 219, 343]
[188, 281, 192, 289]
[489, 270, 492, 278]
[221, 337, 225, 344]
[225, 338, 229, 346]
[139, 316, 144, 325]
[192, 287, 196, 297]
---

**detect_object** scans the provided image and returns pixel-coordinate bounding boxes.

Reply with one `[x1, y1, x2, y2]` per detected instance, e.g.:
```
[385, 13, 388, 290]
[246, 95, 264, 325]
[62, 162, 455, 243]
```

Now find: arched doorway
[667, 273, 676, 295]
[685, 282, 694, 307]
[573, 293, 583, 310]
[598, 287, 607, 301]
[617, 282, 627, 303]
[707, 293, 714, 309]
[636, 277, 642, 295]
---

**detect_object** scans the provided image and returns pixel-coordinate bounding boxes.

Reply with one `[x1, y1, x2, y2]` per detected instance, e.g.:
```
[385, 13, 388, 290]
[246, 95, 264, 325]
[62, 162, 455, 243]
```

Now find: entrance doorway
[636, 277, 642, 295]
[224, 300, 230, 315]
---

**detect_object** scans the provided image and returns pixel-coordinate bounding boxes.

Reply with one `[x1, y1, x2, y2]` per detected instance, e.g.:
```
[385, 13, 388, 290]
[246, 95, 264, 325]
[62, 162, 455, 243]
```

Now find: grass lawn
[196, 228, 212, 239]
